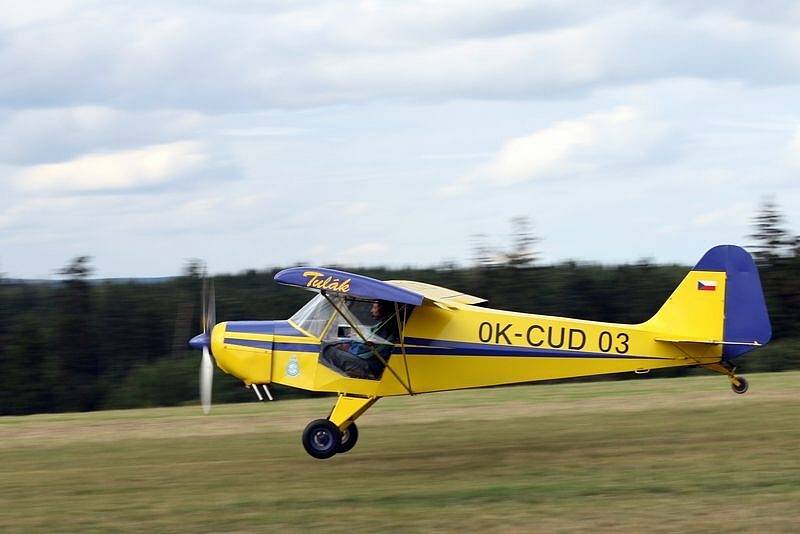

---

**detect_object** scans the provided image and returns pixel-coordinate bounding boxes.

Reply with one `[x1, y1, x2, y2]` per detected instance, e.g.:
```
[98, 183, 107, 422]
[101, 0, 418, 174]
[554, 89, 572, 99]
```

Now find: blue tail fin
[694, 245, 771, 359]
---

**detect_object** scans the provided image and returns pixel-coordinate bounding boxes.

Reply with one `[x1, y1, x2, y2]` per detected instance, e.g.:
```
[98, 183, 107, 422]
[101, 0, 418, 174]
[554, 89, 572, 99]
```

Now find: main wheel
[731, 376, 749, 394]
[337, 422, 359, 454]
[302, 419, 342, 459]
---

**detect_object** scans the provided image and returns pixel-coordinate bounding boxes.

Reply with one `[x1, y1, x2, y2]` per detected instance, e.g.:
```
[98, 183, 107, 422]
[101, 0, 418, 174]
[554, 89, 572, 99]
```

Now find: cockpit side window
[291, 294, 405, 342]
[319, 299, 414, 380]
[324, 298, 395, 344]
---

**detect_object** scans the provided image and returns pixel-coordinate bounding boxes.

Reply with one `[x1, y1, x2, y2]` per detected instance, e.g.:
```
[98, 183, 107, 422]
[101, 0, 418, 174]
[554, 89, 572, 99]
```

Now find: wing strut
[394, 302, 414, 395]
[322, 293, 414, 395]
[655, 338, 762, 346]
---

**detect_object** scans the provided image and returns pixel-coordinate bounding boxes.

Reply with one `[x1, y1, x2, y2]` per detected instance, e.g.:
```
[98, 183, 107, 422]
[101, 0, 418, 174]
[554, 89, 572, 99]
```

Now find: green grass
[2, 372, 799, 532]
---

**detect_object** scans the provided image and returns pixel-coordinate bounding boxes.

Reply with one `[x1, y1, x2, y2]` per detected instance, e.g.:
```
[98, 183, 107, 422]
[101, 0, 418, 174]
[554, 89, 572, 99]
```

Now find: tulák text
[303, 271, 352, 293]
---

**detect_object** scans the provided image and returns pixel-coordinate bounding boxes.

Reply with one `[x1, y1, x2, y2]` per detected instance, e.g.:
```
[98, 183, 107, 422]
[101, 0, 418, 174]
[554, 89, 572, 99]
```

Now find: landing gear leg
[301, 395, 378, 459]
[703, 362, 749, 395]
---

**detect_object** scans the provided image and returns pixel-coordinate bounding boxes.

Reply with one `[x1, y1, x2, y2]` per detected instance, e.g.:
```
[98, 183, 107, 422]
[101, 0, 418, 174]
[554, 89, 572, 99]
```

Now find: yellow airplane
[189, 245, 771, 459]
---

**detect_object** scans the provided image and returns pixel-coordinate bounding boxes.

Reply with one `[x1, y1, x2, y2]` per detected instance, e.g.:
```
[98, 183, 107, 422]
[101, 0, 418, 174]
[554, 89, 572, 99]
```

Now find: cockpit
[290, 294, 411, 380]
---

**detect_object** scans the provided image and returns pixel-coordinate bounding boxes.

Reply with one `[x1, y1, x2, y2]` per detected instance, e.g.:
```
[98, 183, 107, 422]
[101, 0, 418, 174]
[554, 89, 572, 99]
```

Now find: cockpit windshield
[289, 293, 336, 338]
[289, 294, 399, 344]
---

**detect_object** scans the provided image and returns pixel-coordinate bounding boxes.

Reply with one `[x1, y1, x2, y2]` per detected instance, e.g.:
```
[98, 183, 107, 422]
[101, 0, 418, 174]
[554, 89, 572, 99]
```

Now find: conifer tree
[507, 216, 539, 267]
[749, 198, 795, 265]
[54, 256, 100, 411]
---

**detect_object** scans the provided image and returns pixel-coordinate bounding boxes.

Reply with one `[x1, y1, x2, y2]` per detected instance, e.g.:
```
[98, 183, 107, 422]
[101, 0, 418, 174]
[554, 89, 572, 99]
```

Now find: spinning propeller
[200, 279, 216, 414]
[189, 276, 216, 414]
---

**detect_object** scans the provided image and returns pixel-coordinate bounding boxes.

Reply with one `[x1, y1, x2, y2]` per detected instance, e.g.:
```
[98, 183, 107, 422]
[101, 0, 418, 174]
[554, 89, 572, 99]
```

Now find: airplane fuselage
[211, 274, 725, 397]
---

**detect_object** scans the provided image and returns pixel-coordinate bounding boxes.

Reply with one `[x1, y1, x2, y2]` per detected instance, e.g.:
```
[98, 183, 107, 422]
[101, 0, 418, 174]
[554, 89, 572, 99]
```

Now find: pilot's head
[370, 300, 391, 319]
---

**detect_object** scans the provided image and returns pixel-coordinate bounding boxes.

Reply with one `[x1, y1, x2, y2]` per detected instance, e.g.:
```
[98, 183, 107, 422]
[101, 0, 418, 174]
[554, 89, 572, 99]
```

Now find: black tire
[731, 376, 749, 394]
[337, 422, 359, 454]
[302, 419, 342, 459]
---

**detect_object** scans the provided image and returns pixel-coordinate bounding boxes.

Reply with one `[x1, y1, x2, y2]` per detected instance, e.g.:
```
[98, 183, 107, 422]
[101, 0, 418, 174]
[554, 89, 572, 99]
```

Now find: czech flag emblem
[697, 280, 717, 291]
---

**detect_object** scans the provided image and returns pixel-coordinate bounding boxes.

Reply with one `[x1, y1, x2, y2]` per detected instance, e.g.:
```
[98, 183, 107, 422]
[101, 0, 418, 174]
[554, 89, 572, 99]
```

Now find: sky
[1, 0, 799, 279]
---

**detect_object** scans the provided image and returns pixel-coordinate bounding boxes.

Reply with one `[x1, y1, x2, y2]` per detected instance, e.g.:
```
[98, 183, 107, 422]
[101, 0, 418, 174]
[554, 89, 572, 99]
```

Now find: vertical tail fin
[695, 245, 771, 359]
[646, 245, 771, 359]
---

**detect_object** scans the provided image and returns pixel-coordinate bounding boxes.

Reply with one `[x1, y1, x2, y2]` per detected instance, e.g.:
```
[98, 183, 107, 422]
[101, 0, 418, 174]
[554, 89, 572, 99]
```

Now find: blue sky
[1, 1, 799, 278]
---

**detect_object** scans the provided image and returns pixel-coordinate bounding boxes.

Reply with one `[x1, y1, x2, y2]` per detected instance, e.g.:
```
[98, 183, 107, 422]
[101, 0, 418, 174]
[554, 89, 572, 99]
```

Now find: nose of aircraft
[187, 277, 276, 411]
[189, 332, 210, 350]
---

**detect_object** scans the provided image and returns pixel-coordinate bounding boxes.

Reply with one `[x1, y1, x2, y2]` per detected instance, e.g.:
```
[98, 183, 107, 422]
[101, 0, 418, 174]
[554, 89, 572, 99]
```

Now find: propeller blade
[201, 275, 208, 333]
[206, 280, 216, 335]
[200, 346, 213, 415]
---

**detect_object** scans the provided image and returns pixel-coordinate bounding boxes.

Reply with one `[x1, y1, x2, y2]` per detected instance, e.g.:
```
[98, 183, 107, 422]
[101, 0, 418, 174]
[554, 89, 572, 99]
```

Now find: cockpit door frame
[321, 292, 414, 395]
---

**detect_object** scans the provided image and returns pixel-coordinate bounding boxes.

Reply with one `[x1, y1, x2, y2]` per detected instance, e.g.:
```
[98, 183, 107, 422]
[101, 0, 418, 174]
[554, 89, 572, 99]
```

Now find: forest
[1, 201, 797, 415]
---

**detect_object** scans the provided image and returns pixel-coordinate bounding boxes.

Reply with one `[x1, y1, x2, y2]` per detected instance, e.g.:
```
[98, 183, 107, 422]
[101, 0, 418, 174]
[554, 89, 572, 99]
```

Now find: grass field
[2, 372, 799, 533]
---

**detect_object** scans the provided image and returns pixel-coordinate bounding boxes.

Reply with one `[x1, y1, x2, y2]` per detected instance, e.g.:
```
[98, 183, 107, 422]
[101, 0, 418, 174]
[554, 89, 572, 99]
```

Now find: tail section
[695, 245, 771, 359]
[646, 245, 771, 360]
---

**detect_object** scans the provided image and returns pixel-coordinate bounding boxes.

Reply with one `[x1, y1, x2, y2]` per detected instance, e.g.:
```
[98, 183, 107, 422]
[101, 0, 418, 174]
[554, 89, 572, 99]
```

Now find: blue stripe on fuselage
[224, 338, 271, 349]
[224, 337, 320, 352]
[275, 342, 320, 352]
[395, 337, 665, 360]
[225, 320, 303, 336]
[223, 334, 665, 360]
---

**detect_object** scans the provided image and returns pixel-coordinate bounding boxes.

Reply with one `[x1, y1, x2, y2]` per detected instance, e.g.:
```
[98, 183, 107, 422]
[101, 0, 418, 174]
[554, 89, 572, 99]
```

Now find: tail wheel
[731, 376, 749, 394]
[337, 422, 359, 454]
[302, 419, 341, 459]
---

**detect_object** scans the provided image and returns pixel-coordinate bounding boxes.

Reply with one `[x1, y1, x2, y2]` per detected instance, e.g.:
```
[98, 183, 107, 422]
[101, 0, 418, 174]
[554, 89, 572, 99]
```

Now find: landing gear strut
[704, 362, 749, 395]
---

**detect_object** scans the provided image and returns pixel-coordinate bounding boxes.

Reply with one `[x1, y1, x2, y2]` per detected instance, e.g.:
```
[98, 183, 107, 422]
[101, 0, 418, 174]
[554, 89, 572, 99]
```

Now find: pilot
[321, 300, 399, 380]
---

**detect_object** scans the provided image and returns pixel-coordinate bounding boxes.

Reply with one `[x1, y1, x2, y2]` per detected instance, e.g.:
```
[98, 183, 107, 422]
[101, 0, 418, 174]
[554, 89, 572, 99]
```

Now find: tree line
[1, 202, 798, 415]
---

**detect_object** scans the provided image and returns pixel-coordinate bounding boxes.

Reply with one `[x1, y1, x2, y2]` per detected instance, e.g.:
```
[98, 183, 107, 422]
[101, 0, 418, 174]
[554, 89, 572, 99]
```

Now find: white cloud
[445, 106, 667, 193]
[1, 4, 799, 278]
[0, 106, 208, 165]
[14, 141, 209, 193]
[0, 0, 86, 31]
[2, 2, 799, 111]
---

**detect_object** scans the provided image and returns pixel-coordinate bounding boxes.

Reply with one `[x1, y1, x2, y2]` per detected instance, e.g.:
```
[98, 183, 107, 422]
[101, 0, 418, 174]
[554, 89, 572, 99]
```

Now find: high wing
[274, 267, 424, 305]
[386, 280, 487, 307]
[273, 267, 485, 309]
